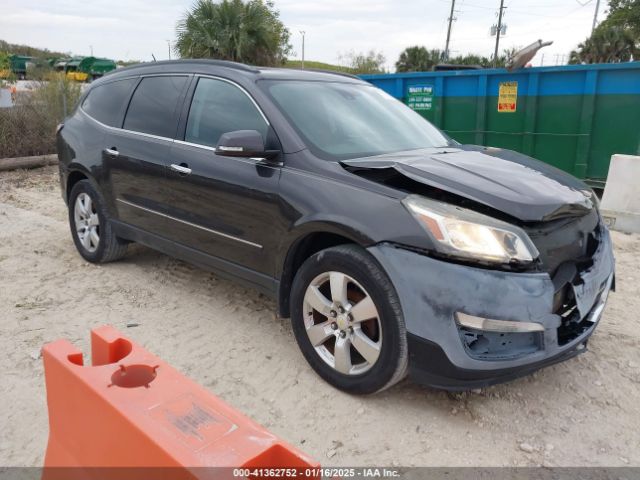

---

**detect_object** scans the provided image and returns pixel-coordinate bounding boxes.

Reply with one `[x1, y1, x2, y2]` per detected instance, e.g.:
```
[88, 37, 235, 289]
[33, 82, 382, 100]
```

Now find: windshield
[262, 80, 454, 160]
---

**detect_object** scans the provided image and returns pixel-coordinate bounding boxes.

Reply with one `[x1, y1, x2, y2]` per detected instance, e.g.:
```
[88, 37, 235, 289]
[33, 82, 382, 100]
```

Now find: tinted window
[185, 78, 268, 147]
[82, 78, 136, 127]
[123, 76, 188, 138]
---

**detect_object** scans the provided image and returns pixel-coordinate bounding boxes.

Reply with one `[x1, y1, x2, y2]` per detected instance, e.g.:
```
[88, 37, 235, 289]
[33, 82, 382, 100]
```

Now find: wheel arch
[66, 169, 90, 202]
[277, 225, 373, 318]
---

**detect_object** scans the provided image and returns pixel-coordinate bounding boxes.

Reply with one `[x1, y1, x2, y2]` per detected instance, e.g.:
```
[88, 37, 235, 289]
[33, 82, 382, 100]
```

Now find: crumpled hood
[341, 145, 595, 222]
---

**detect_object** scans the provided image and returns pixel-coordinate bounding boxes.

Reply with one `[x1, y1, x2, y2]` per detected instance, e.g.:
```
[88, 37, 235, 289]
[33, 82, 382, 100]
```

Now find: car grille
[524, 208, 600, 275]
[525, 207, 605, 346]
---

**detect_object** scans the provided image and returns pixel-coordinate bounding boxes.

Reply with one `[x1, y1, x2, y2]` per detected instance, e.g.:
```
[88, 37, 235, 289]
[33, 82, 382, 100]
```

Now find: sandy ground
[1, 165, 639, 467]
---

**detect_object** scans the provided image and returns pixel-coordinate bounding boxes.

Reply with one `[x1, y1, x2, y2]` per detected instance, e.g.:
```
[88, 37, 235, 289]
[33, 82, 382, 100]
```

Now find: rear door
[164, 76, 284, 282]
[79, 77, 137, 204]
[106, 75, 190, 234]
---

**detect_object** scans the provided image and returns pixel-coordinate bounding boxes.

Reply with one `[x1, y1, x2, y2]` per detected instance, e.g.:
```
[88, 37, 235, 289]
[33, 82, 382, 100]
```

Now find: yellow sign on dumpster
[498, 81, 518, 112]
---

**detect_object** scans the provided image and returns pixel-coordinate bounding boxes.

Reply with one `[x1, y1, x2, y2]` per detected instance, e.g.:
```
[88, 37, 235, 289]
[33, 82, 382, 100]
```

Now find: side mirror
[215, 130, 282, 166]
[215, 130, 267, 158]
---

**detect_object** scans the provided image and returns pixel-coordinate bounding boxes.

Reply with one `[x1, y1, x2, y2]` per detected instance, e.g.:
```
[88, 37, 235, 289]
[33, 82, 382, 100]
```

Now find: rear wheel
[291, 245, 408, 394]
[68, 180, 128, 263]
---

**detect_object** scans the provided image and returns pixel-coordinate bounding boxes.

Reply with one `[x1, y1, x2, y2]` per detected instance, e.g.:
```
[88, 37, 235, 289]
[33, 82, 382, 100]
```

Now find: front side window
[262, 80, 454, 160]
[185, 77, 268, 147]
[82, 78, 136, 127]
[123, 76, 188, 138]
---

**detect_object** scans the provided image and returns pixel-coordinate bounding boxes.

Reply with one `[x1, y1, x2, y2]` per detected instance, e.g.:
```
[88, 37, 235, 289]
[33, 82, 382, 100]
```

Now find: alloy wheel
[74, 192, 100, 253]
[303, 271, 382, 375]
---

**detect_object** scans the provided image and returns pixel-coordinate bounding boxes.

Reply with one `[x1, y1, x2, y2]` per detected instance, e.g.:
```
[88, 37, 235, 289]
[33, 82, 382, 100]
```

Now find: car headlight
[402, 195, 539, 264]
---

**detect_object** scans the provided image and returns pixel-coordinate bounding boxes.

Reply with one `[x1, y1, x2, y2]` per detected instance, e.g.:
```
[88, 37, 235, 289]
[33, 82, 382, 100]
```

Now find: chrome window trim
[80, 73, 191, 142]
[80, 107, 175, 143]
[172, 139, 278, 168]
[173, 139, 216, 151]
[81, 73, 270, 143]
[82, 107, 272, 168]
[116, 198, 263, 249]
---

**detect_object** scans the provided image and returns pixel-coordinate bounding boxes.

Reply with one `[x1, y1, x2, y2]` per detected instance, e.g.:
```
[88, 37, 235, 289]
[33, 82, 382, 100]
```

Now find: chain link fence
[0, 73, 82, 159]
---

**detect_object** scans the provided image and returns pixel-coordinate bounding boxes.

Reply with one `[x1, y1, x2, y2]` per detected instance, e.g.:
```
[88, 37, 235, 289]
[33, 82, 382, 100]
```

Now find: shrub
[0, 73, 81, 158]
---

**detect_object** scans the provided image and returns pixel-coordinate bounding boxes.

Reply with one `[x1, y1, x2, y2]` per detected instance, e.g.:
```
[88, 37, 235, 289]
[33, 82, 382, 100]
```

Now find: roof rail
[301, 68, 362, 80]
[115, 59, 261, 74]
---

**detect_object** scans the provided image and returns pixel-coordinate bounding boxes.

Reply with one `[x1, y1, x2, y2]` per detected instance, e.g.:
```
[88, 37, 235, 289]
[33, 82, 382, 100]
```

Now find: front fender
[275, 217, 373, 279]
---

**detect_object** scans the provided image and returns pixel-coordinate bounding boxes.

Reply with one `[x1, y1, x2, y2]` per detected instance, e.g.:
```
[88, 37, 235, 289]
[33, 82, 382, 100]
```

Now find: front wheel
[290, 245, 408, 394]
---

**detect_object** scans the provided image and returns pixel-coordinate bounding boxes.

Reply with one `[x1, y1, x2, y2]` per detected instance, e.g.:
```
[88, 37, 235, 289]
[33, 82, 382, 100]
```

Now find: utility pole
[166, 40, 171, 60]
[444, 0, 456, 61]
[299, 31, 306, 69]
[493, 0, 506, 68]
[591, 0, 601, 34]
[89, 45, 93, 56]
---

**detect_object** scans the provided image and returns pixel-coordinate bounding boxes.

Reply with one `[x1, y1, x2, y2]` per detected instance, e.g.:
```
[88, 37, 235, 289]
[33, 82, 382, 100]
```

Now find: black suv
[57, 60, 614, 393]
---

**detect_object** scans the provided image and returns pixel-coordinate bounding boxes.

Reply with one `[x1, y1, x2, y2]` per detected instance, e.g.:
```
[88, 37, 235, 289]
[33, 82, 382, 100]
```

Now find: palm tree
[570, 25, 638, 64]
[395, 46, 442, 72]
[175, 0, 291, 66]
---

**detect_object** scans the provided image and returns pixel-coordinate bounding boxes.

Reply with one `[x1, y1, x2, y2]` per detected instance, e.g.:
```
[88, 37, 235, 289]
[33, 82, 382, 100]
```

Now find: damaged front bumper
[367, 227, 615, 391]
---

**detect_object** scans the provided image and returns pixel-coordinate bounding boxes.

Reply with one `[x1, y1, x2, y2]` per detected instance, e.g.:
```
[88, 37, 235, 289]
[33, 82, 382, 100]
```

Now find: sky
[0, 0, 606, 70]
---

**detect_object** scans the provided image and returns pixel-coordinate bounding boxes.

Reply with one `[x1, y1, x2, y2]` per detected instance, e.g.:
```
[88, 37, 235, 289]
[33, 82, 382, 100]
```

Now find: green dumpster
[10, 55, 32, 79]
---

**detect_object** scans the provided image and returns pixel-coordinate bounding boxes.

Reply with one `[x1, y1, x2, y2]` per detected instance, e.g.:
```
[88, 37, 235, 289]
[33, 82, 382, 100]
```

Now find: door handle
[170, 163, 192, 175]
[104, 147, 119, 157]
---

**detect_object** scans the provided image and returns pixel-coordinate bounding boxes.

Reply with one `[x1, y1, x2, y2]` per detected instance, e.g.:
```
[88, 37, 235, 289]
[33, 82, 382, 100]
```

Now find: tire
[290, 244, 408, 394]
[68, 180, 128, 263]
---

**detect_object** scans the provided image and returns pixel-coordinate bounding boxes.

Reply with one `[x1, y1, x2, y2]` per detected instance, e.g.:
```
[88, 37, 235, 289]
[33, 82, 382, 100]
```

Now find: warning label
[498, 81, 518, 112]
[150, 394, 237, 451]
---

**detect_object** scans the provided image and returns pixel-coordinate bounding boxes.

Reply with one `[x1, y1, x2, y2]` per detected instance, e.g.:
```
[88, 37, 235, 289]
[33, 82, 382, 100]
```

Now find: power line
[458, 0, 495, 10]
[436, 0, 596, 57]
[494, 3, 595, 39]
[571, 0, 603, 36]
[452, 0, 589, 17]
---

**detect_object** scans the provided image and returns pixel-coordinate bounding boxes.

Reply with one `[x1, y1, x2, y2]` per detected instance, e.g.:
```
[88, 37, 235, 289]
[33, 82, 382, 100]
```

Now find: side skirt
[111, 220, 279, 299]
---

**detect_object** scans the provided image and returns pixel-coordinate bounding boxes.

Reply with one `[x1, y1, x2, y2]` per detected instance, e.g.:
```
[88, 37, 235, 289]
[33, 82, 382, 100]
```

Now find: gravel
[1, 166, 640, 467]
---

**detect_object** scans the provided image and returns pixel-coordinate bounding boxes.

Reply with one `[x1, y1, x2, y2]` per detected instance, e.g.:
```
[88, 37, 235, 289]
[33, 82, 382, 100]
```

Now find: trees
[570, 24, 638, 64]
[449, 53, 489, 66]
[340, 50, 387, 74]
[448, 48, 516, 68]
[606, 0, 640, 40]
[174, 0, 291, 66]
[0, 51, 10, 71]
[284, 59, 356, 73]
[569, 0, 639, 64]
[395, 46, 442, 72]
[0, 39, 67, 59]
[393, 47, 516, 72]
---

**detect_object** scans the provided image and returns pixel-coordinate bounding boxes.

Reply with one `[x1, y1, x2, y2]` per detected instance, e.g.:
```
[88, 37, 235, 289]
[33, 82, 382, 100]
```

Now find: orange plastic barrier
[42, 325, 319, 479]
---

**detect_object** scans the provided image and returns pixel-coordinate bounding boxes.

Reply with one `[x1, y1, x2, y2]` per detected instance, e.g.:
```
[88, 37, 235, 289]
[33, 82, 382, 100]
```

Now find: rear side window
[123, 76, 188, 138]
[82, 78, 136, 127]
[185, 77, 268, 147]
